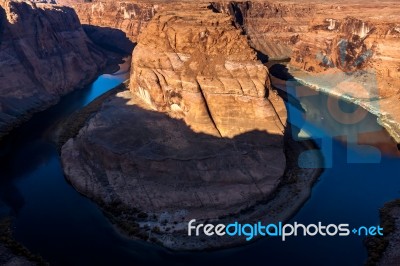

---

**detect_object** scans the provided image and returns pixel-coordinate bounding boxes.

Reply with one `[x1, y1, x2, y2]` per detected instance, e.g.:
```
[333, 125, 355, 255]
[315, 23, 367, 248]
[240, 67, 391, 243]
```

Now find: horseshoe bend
[0, 0, 400, 265]
[61, 4, 295, 250]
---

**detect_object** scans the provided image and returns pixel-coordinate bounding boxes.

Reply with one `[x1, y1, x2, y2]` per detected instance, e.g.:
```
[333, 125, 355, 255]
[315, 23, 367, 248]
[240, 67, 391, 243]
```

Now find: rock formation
[60, 1, 400, 139]
[129, 4, 286, 137]
[0, 0, 107, 139]
[61, 0, 400, 91]
[61, 4, 288, 249]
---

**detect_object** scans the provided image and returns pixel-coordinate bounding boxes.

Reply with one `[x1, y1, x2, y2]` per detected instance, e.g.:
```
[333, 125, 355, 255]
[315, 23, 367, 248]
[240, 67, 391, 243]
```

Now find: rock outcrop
[0, 0, 106, 139]
[366, 200, 400, 266]
[129, 4, 286, 137]
[61, 5, 288, 249]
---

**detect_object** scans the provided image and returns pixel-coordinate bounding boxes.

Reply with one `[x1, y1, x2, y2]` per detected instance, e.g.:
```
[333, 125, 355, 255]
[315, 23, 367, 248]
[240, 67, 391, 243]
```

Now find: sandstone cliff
[66, 0, 156, 42]
[0, 0, 106, 138]
[61, 5, 288, 249]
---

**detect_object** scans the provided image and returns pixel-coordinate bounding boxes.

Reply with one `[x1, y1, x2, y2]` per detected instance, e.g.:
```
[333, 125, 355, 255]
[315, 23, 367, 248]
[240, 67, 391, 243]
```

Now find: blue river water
[0, 61, 399, 265]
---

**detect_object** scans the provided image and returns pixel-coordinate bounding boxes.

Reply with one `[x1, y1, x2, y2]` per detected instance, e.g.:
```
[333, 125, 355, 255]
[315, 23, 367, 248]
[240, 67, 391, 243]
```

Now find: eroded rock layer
[61, 5, 287, 249]
[0, 0, 106, 138]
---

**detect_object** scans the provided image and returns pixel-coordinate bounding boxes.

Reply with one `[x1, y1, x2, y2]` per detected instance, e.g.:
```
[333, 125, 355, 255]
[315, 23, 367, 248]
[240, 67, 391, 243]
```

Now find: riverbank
[55, 56, 131, 147]
[56, 81, 128, 149]
[286, 66, 400, 145]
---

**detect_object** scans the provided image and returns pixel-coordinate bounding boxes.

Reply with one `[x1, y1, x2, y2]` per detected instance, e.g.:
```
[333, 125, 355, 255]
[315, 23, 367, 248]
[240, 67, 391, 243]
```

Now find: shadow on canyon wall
[269, 63, 295, 81]
[83, 25, 135, 55]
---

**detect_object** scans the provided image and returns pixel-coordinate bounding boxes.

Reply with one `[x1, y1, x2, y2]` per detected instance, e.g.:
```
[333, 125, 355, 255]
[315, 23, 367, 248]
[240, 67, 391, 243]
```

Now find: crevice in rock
[195, 78, 222, 138]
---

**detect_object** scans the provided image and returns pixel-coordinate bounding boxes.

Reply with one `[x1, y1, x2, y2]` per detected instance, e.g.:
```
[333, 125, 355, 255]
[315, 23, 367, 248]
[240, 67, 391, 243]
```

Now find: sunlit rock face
[130, 4, 287, 138]
[210, 1, 400, 97]
[64, 0, 157, 42]
[0, 0, 106, 138]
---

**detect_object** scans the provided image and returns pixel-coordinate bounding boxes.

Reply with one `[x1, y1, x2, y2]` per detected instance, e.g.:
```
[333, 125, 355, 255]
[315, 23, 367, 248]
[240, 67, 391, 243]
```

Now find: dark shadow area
[0, 182, 24, 216]
[70, 91, 286, 177]
[206, 3, 219, 13]
[269, 63, 295, 81]
[228, 2, 245, 27]
[83, 25, 135, 55]
[268, 63, 298, 105]
[256, 50, 269, 64]
[0, 6, 5, 47]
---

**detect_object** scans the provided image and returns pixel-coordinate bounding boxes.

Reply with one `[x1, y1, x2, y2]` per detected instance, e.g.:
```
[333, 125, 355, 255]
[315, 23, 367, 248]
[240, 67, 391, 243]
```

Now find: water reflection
[272, 76, 400, 160]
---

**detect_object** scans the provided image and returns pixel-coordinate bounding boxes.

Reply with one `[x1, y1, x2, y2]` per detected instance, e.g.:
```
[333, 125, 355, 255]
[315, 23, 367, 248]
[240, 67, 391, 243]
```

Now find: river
[0, 60, 399, 265]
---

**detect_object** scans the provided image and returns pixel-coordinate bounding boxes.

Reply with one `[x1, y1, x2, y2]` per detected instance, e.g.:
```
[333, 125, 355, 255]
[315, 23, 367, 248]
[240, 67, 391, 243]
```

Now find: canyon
[66, 0, 400, 141]
[0, 0, 399, 264]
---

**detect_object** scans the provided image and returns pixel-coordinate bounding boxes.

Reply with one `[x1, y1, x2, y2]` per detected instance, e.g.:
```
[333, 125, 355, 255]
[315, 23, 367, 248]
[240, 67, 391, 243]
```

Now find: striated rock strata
[61, 5, 288, 249]
[0, 0, 106, 139]
[212, 1, 400, 142]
